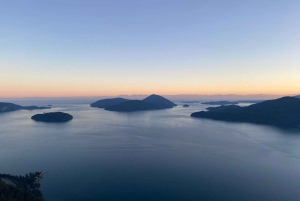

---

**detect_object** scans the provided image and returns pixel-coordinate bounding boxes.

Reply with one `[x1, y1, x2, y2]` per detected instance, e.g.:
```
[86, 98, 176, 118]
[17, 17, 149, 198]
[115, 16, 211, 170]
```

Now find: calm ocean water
[1, 99, 300, 201]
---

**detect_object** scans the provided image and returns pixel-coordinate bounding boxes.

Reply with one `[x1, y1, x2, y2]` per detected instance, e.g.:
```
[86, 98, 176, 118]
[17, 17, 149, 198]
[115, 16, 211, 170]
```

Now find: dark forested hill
[191, 97, 300, 127]
[143, 94, 177, 108]
[0, 172, 44, 201]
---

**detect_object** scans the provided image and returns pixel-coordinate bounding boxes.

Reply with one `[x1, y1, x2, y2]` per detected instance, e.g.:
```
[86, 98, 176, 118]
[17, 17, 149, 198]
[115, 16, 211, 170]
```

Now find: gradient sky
[1, 0, 300, 98]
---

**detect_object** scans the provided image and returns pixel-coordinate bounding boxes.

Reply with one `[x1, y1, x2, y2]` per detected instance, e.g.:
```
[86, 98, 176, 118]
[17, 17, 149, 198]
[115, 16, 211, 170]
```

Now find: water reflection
[0, 100, 300, 201]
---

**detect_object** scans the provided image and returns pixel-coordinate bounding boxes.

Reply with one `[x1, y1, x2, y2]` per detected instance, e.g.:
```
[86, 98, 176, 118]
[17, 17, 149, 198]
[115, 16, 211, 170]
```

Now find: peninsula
[0, 102, 51, 113]
[191, 97, 300, 127]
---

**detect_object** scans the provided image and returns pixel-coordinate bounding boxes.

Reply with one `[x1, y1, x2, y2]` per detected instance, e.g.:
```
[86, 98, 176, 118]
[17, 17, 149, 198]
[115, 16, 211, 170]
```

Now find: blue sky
[1, 0, 299, 97]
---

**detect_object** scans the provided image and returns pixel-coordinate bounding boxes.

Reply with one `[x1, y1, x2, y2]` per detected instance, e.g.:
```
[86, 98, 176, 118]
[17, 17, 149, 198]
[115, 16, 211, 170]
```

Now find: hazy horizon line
[1, 93, 298, 101]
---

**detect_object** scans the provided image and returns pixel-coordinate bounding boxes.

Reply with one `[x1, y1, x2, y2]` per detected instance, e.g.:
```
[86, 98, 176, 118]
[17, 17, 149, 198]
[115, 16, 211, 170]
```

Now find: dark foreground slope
[0, 172, 44, 201]
[31, 112, 73, 122]
[191, 97, 300, 127]
[0, 102, 50, 113]
[90, 98, 129, 108]
[105, 100, 161, 112]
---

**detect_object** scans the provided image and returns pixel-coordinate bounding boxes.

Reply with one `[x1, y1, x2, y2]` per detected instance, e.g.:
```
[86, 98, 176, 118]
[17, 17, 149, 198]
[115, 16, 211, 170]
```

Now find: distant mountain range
[191, 96, 300, 127]
[116, 94, 292, 101]
[201, 100, 263, 105]
[0, 102, 50, 113]
[201, 101, 239, 105]
[91, 94, 177, 112]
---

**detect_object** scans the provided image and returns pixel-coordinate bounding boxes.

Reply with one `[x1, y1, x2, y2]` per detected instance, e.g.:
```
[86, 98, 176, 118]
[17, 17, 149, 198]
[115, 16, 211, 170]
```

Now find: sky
[1, 0, 300, 98]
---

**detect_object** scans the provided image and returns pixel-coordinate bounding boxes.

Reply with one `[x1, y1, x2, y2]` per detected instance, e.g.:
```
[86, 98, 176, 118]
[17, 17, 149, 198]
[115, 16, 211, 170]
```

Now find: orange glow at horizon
[1, 59, 299, 98]
[1, 80, 299, 98]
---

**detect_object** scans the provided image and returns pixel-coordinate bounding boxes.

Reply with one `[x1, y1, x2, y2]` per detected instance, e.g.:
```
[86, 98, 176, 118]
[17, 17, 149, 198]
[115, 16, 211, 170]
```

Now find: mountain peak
[143, 94, 177, 108]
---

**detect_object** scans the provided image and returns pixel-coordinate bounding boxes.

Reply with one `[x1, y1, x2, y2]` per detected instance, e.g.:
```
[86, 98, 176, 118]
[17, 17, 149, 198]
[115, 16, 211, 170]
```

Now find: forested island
[191, 97, 300, 127]
[105, 100, 161, 112]
[90, 98, 129, 108]
[0, 172, 44, 201]
[31, 112, 73, 122]
[91, 94, 177, 112]
[0, 102, 50, 113]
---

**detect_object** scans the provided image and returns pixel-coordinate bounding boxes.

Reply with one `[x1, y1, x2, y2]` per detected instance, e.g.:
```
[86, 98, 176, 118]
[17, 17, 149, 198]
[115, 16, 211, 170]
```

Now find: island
[0, 172, 45, 201]
[105, 100, 161, 112]
[191, 96, 300, 127]
[93, 94, 177, 112]
[183, 104, 189, 107]
[90, 98, 129, 108]
[31, 112, 73, 122]
[0, 102, 51, 113]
